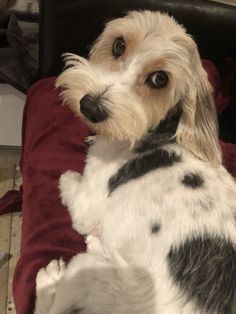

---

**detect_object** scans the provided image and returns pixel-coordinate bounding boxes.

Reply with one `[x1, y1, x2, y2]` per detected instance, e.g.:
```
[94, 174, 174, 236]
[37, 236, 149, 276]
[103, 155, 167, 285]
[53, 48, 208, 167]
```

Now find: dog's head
[56, 10, 221, 165]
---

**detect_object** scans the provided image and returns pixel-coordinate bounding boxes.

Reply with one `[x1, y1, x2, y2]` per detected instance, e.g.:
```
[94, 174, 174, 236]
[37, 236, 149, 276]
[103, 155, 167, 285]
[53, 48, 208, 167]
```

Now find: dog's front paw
[35, 259, 66, 313]
[60, 170, 82, 188]
[59, 170, 82, 207]
[36, 259, 66, 294]
[86, 235, 103, 254]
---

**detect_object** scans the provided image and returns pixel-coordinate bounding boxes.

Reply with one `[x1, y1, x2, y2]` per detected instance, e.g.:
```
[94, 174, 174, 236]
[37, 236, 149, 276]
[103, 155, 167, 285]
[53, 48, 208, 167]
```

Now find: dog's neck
[134, 109, 181, 153]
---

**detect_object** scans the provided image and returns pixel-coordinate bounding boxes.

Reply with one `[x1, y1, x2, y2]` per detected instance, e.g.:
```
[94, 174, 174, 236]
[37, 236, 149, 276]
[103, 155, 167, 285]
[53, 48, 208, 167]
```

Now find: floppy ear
[175, 42, 221, 166]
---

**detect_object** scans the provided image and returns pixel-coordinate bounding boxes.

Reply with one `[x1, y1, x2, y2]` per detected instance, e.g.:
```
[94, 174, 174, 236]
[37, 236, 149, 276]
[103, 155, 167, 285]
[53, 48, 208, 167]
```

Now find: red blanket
[13, 78, 90, 313]
[0, 59, 235, 314]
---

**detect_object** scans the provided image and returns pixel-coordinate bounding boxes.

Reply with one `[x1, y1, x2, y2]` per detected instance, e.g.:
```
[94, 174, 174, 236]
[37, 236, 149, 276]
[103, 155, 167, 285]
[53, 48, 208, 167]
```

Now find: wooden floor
[0, 148, 22, 314]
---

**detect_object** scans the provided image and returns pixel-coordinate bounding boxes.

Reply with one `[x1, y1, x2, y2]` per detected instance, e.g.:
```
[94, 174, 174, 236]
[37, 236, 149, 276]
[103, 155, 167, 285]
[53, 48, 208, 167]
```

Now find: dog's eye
[112, 37, 126, 58]
[146, 71, 168, 88]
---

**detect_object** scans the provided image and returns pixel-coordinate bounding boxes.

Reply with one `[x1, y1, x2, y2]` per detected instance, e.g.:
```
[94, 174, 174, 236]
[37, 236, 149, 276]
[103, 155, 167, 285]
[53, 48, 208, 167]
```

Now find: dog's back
[94, 136, 236, 314]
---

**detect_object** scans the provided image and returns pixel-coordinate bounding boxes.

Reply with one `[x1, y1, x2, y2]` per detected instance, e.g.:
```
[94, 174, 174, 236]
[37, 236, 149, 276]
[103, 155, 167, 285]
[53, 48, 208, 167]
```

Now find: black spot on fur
[168, 236, 236, 314]
[67, 307, 84, 314]
[151, 223, 161, 234]
[135, 109, 181, 153]
[108, 149, 181, 194]
[182, 173, 204, 189]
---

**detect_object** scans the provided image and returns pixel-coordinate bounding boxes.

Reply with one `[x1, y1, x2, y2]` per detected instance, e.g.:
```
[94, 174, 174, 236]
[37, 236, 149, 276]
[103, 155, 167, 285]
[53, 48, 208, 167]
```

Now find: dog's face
[57, 11, 221, 165]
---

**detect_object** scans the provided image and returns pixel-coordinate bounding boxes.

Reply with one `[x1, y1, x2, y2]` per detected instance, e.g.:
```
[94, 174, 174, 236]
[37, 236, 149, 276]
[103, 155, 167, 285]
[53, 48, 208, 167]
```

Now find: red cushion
[12, 60, 236, 314]
[13, 77, 90, 314]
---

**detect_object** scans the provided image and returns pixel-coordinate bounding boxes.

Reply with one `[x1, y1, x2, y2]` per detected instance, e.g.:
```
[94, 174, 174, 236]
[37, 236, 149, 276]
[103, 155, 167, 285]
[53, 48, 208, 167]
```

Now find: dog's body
[34, 11, 236, 314]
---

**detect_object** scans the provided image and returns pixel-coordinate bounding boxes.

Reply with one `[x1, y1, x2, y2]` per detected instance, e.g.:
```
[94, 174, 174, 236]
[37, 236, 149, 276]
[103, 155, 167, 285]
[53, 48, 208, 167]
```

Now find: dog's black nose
[80, 94, 109, 123]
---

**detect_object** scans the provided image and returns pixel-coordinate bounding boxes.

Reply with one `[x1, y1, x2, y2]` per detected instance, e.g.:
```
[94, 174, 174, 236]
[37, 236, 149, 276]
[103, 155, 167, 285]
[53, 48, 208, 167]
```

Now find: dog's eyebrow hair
[168, 236, 236, 314]
[108, 149, 181, 194]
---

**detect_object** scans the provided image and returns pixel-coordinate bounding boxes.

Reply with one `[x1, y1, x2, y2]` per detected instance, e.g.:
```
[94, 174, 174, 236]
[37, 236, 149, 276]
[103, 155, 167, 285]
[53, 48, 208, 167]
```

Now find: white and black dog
[34, 11, 236, 314]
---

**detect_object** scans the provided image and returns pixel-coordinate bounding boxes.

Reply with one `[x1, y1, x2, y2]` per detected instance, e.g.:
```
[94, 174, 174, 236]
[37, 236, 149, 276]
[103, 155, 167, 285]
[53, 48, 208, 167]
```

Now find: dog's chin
[79, 113, 109, 136]
[83, 121, 147, 146]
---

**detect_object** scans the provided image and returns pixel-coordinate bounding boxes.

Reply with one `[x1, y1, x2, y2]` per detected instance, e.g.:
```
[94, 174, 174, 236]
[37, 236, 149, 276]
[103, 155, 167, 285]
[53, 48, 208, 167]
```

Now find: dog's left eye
[112, 37, 126, 58]
[146, 71, 169, 89]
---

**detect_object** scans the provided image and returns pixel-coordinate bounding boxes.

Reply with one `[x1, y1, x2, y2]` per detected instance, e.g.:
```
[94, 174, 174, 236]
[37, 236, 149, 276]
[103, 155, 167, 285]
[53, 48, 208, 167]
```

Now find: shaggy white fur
[34, 10, 236, 314]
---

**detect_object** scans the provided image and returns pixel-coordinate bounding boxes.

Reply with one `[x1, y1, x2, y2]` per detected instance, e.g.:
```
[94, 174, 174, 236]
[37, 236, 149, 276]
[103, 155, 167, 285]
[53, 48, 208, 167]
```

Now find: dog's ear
[175, 40, 221, 166]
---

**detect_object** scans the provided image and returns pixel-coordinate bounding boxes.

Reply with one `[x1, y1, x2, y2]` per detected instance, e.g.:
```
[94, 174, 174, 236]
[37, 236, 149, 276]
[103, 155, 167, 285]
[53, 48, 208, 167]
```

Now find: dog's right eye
[112, 37, 126, 58]
[146, 71, 169, 89]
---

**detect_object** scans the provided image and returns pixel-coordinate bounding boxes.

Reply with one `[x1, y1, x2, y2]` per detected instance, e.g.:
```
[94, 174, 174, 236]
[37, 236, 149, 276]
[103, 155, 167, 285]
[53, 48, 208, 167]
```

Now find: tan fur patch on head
[90, 11, 186, 68]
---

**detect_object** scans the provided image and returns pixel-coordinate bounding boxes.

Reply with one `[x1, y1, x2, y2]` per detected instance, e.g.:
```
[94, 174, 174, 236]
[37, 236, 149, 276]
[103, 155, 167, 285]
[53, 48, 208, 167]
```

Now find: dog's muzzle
[80, 94, 109, 123]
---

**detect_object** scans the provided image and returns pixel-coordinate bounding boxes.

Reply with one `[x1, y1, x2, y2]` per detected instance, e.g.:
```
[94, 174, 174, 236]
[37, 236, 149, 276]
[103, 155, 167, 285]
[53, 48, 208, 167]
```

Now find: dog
[34, 10, 236, 314]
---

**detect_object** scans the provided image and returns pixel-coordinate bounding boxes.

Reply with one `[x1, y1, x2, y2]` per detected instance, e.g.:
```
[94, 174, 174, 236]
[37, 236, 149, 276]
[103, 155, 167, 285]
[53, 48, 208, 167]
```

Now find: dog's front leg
[34, 259, 66, 314]
[59, 170, 104, 235]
